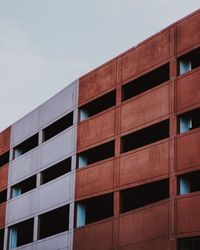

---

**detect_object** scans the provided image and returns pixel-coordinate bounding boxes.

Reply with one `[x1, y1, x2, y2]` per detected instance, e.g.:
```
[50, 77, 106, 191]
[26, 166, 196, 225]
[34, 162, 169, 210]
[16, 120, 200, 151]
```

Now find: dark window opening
[41, 157, 71, 184]
[9, 218, 34, 248]
[13, 134, 39, 159]
[177, 237, 200, 250]
[120, 178, 169, 213]
[76, 193, 113, 227]
[0, 151, 9, 168]
[0, 229, 4, 250]
[0, 189, 7, 204]
[122, 63, 169, 101]
[79, 90, 116, 121]
[178, 170, 200, 195]
[43, 112, 73, 142]
[38, 205, 69, 239]
[78, 141, 115, 168]
[121, 119, 169, 153]
[11, 175, 36, 198]
[178, 47, 200, 75]
[178, 107, 200, 133]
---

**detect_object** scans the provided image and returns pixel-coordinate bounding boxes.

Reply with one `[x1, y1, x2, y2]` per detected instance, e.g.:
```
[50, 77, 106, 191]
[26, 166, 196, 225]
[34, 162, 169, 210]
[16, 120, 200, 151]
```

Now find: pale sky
[0, 0, 200, 131]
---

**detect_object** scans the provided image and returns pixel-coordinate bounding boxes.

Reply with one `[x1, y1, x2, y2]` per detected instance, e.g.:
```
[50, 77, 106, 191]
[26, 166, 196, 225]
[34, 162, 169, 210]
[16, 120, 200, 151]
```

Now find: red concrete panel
[78, 109, 115, 150]
[0, 203, 6, 229]
[0, 165, 8, 192]
[120, 141, 169, 187]
[176, 130, 200, 171]
[75, 160, 114, 199]
[122, 30, 170, 82]
[79, 60, 117, 105]
[121, 84, 170, 133]
[176, 69, 200, 111]
[0, 127, 10, 155]
[118, 202, 169, 247]
[73, 220, 113, 250]
[119, 237, 169, 250]
[177, 12, 200, 53]
[176, 195, 200, 234]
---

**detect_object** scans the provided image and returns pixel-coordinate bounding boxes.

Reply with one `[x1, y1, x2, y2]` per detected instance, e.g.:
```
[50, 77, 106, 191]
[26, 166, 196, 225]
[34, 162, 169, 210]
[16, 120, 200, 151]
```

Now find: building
[0, 8, 200, 250]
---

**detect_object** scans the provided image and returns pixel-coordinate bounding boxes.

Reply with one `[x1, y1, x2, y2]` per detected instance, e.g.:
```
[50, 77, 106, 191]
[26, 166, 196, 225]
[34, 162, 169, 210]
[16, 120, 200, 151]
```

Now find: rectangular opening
[9, 218, 34, 249]
[78, 140, 115, 168]
[0, 229, 4, 250]
[79, 90, 116, 121]
[13, 133, 39, 159]
[121, 119, 169, 153]
[177, 237, 200, 250]
[178, 47, 200, 75]
[43, 112, 73, 142]
[76, 193, 113, 227]
[122, 63, 169, 101]
[178, 170, 200, 195]
[11, 175, 36, 199]
[120, 178, 169, 213]
[38, 205, 69, 239]
[178, 107, 200, 133]
[0, 189, 7, 204]
[41, 157, 71, 184]
[0, 151, 9, 168]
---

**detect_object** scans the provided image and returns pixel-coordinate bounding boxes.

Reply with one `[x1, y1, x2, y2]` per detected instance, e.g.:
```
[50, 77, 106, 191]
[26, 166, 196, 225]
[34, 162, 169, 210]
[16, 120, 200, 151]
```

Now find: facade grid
[0, 9, 200, 250]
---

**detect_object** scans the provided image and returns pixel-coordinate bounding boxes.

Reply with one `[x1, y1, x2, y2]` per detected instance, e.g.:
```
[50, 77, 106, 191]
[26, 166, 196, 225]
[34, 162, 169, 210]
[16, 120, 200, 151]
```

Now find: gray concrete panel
[39, 81, 78, 128]
[40, 128, 75, 168]
[9, 148, 39, 185]
[6, 191, 37, 225]
[11, 108, 40, 146]
[37, 174, 72, 213]
[36, 231, 70, 250]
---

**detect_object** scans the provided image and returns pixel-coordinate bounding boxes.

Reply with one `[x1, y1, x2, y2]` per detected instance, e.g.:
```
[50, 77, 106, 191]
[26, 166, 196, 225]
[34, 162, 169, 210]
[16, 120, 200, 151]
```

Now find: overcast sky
[0, 1, 200, 131]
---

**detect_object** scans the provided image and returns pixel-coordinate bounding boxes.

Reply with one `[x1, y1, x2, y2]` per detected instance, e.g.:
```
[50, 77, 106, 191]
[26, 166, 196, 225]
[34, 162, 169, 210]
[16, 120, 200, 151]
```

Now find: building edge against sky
[0, 8, 200, 250]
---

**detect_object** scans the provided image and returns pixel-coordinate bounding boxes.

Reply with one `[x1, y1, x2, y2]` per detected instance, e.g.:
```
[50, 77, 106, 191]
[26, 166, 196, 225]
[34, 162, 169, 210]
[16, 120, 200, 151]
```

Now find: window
[121, 119, 169, 153]
[178, 170, 200, 195]
[178, 107, 200, 133]
[38, 205, 69, 239]
[76, 193, 113, 227]
[177, 237, 200, 250]
[0, 228, 4, 250]
[41, 157, 71, 184]
[78, 141, 115, 168]
[120, 179, 169, 213]
[178, 47, 200, 75]
[43, 112, 73, 142]
[79, 90, 116, 121]
[9, 218, 34, 249]
[11, 175, 36, 198]
[0, 189, 7, 204]
[122, 63, 169, 101]
[13, 134, 39, 159]
[0, 151, 9, 168]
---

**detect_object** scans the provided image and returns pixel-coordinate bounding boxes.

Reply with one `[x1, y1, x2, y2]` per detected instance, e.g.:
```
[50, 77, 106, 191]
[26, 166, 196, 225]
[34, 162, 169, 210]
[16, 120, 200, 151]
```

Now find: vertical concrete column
[112, 191, 120, 248]
[33, 216, 39, 242]
[169, 25, 177, 244]
[70, 80, 79, 250]
[9, 148, 14, 162]
[6, 187, 11, 200]
[38, 130, 43, 145]
[73, 108, 79, 125]
[69, 201, 75, 230]
[3, 227, 8, 250]
[36, 173, 41, 187]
